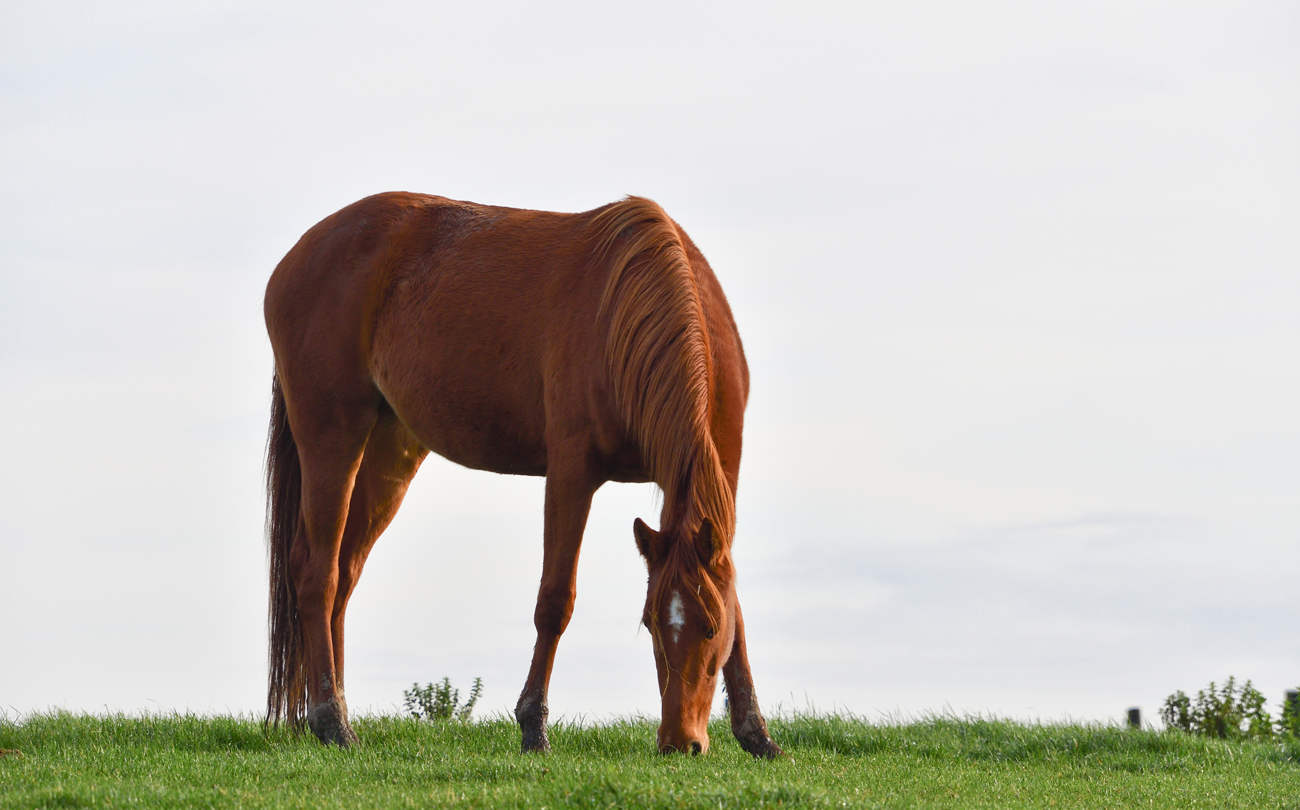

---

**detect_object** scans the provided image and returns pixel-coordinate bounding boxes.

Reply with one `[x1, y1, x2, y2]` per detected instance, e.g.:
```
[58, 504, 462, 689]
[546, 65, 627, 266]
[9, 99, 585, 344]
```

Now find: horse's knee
[533, 589, 575, 636]
[292, 564, 327, 599]
[330, 574, 354, 616]
[288, 538, 336, 600]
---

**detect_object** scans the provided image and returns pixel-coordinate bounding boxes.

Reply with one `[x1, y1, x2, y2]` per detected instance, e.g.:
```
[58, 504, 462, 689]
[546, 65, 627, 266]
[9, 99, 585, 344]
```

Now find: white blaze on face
[667, 591, 686, 644]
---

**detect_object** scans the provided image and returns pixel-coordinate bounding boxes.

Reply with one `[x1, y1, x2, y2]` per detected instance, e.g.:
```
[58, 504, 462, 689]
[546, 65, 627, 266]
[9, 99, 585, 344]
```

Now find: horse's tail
[265, 372, 307, 730]
[592, 198, 735, 542]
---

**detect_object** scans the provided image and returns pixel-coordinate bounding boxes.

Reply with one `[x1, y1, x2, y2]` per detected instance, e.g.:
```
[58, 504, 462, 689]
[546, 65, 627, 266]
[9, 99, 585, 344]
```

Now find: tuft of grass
[1, 710, 1298, 808]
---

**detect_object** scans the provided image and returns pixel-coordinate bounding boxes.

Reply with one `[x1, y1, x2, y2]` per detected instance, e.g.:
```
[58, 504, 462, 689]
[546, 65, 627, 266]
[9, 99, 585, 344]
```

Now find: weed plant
[1282, 690, 1300, 738]
[403, 677, 483, 722]
[1161, 676, 1300, 741]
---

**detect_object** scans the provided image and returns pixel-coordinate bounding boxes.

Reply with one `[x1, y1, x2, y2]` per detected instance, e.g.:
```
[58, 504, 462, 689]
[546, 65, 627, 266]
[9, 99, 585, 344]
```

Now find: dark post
[1127, 708, 1141, 729]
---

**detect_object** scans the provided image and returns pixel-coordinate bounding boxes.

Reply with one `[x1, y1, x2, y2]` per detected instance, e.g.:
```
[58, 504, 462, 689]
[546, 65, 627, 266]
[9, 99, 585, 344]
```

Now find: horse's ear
[633, 518, 665, 565]
[695, 518, 716, 566]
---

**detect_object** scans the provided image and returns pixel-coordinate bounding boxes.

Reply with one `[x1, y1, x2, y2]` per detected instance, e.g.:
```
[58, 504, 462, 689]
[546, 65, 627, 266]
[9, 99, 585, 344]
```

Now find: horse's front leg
[515, 455, 599, 753]
[723, 599, 782, 758]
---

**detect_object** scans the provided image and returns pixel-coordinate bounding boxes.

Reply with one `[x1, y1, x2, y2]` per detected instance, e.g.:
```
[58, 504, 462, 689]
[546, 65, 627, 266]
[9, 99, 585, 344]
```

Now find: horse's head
[633, 516, 735, 754]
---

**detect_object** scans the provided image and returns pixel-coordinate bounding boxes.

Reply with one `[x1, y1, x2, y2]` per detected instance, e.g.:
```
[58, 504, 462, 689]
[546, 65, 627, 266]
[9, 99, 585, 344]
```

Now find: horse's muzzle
[658, 733, 709, 755]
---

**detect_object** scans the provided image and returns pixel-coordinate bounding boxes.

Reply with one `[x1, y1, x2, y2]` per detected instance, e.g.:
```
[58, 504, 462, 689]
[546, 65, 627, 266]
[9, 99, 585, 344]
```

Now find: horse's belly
[417, 417, 548, 476]
[370, 333, 550, 476]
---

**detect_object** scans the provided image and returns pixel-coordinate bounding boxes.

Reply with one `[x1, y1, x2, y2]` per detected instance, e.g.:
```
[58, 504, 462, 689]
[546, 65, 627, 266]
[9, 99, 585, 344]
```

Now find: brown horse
[263, 192, 780, 757]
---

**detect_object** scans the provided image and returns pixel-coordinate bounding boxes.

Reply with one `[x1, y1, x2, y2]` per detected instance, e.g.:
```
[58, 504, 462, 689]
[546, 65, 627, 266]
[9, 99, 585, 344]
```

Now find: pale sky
[2, 1, 1297, 728]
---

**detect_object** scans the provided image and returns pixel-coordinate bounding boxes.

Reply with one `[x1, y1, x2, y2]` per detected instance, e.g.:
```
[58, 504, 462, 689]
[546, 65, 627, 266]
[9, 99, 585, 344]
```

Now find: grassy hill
[2, 712, 1298, 808]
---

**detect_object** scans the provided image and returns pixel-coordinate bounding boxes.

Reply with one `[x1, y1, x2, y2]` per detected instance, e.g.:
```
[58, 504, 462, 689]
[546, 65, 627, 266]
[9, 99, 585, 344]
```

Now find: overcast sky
[2, 1, 1297, 729]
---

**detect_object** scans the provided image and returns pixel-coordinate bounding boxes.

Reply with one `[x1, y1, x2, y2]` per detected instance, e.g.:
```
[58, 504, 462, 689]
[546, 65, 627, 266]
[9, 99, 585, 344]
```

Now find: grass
[2, 712, 1299, 808]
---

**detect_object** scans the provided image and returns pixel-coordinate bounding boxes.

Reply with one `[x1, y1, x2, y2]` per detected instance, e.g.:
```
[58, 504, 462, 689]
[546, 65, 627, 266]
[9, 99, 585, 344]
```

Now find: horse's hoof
[515, 694, 550, 754]
[307, 697, 357, 748]
[520, 729, 551, 754]
[738, 732, 783, 759]
[517, 714, 551, 753]
[336, 724, 359, 748]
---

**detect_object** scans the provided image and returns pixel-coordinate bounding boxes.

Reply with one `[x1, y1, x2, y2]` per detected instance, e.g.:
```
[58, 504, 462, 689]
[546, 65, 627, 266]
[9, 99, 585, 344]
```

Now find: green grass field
[2, 712, 1298, 808]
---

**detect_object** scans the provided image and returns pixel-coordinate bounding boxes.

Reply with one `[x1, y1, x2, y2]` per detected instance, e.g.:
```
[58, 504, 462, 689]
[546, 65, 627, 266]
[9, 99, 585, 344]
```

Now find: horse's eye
[705, 628, 715, 640]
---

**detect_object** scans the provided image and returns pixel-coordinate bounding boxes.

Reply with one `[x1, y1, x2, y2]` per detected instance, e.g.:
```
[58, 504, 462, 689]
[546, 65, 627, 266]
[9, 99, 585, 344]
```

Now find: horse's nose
[658, 737, 708, 755]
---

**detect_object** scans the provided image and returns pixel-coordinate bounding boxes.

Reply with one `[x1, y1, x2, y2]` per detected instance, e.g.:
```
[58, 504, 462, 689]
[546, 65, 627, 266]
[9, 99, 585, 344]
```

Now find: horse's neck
[660, 441, 734, 541]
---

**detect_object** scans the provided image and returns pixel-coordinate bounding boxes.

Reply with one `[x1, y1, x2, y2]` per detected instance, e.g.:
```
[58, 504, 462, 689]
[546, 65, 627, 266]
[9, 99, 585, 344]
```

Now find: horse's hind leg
[287, 392, 379, 747]
[330, 406, 427, 691]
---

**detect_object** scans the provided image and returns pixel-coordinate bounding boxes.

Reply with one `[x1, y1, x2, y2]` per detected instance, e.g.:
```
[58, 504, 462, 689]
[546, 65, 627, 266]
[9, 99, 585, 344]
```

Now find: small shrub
[1160, 690, 1192, 733]
[1238, 680, 1273, 740]
[404, 677, 483, 722]
[1160, 677, 1274, 740]
[1278, 689, 1300, 739]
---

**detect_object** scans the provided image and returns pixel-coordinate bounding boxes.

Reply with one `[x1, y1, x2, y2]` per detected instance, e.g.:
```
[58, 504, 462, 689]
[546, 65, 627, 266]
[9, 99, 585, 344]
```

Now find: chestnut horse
[263, 192, 780, 757]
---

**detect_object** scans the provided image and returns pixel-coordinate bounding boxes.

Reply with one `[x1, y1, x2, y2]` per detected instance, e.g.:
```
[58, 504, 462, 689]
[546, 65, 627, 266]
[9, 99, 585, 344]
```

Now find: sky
[1, 1, 1297, 729]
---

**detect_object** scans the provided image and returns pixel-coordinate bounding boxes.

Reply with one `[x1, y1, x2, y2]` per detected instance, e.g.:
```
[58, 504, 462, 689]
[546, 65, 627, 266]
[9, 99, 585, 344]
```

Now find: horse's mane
[592, 197, 736, 632]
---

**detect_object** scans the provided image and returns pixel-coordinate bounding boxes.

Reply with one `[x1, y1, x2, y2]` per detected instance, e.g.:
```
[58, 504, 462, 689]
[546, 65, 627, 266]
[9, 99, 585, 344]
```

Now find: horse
[263, 191, 781, 757]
